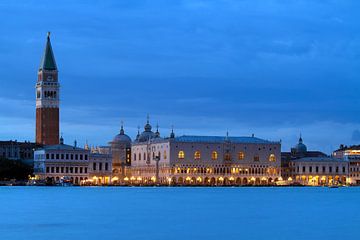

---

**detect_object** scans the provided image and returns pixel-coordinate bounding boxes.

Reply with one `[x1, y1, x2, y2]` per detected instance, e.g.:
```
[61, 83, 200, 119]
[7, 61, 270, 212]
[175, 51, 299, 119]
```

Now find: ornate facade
[128, 119, 282, 186]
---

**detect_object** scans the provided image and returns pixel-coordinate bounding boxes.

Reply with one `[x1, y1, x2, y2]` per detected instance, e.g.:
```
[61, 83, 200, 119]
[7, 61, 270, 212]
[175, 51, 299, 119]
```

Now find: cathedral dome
[136, 116, 160, 142]
[112, 125, 131, 144]
[294, 136, 307, 153]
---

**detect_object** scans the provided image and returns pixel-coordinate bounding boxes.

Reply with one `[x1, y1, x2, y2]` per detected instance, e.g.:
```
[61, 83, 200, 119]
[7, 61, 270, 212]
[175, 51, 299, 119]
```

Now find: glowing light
[137, 177, 142, 181]
[124, 177, 129, 181]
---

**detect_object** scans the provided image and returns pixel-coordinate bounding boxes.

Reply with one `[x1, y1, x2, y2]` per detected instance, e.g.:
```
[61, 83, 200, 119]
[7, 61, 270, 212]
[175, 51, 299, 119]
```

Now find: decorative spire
[225, 130, 230, 141]
[136, 126, 140, 140]
[39, 32, 57, 71]
[170, 125, 175, 138]
[84, 140, 89, 150]
[155, 123, 160, 137]
[59, 133, 64, 144]
[299, 133, 303, 143]
[120, 121, 124, 135]
[144, 114, 152, 132]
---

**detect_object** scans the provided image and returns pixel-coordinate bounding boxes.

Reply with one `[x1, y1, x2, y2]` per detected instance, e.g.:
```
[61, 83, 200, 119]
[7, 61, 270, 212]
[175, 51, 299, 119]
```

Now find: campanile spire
[36, 32, 60, 145]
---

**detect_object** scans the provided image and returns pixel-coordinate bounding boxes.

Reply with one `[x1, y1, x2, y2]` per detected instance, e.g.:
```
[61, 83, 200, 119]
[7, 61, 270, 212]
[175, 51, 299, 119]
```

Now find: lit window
[212, 151, 218, 160]
[269, 154, 276, 162]
[194, 151, 201, 160]
[164, 151, 167, 160]
[238, 152, 245, 160]
[178, 151, 185, 159]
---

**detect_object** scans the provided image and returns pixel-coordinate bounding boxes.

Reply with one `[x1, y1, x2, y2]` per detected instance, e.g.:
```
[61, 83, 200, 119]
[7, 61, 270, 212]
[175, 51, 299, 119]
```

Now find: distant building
[36, 32, 60, 145]
[0, 140, 38, 165]
[333, 145, 360, 185]
[33, 137, 112, 185]
[281, 136, 327, 181]
[130, 119, 281, 186]
[289, 157, 348, 185]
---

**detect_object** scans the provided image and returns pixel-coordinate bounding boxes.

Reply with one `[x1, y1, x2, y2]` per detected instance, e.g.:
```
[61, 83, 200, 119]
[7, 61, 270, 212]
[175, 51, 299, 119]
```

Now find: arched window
[269, 154, 276, 162]
[211, 151, 218, 160]
[178, 151, 185, 159]
[139, 153, 141, 161]
[225, 153, 231, 161]
[143, 153, 146, 161]
[133, 153, 137, 161]
[164, 151, 167, 159]
[194, 151, 201, 160]
[238, 152, 245, 160]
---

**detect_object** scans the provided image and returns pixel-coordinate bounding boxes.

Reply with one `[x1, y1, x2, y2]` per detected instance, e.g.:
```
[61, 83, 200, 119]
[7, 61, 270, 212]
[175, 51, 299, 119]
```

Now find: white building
[289, 157, 348, 185]
[333, 145, 360, 185]
[33, 137, 112, 185]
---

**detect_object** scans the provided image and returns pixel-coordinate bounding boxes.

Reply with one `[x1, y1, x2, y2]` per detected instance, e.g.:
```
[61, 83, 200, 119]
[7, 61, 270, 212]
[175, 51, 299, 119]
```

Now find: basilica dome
[112, 125, 131, 144]
[135, 117, 161, 142]
[294, 136, 307, 153]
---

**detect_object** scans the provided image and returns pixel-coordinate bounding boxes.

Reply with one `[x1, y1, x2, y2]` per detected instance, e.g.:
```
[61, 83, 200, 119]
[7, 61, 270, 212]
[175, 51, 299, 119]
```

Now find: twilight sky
[0, 0, 359, 153]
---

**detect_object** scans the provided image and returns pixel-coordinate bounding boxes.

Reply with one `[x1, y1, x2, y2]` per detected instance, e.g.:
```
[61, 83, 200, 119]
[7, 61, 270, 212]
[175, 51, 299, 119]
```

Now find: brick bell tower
[36, 32, 60, 145]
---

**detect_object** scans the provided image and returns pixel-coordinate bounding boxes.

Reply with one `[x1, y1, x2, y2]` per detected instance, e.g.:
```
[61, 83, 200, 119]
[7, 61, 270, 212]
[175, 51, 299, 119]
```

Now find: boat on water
[58, 176, 73, 187]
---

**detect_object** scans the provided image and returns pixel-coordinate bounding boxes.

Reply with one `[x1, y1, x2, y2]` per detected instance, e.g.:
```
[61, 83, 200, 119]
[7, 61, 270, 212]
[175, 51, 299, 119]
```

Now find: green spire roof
[39, 32, 57, 71]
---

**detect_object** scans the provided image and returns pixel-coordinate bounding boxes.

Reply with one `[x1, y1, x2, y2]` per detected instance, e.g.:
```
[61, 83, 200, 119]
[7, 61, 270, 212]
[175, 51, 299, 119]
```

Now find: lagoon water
[0, 187, 359, 240]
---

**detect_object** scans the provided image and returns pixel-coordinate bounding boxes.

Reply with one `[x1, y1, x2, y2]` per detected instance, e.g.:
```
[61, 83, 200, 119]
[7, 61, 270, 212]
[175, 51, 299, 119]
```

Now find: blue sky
[0, 0, 359, 153]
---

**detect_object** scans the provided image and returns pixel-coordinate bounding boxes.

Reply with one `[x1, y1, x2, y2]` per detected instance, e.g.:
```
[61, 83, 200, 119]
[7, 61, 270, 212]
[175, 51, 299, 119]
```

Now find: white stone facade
[130, 136, 281, 185]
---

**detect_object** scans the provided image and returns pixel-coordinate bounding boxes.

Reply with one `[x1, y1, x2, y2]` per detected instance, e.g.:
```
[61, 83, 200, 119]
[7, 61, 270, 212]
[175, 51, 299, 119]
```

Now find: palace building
[129, 118, 282, 186]
[36, 32, 60, 145]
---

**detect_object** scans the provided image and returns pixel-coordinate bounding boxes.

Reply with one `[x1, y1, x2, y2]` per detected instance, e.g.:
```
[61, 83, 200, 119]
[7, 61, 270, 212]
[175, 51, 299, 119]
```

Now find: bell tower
[36, 32, 60, 145]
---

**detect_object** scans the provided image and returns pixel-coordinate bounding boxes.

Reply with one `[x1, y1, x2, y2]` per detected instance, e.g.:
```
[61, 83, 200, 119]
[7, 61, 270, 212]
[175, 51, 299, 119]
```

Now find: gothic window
[139, 153, 141, 161]
[212, 151, 218, 160]
[164, 151, 167, 159]
[253, 156, 260, 162]
[238, 152, 245, 160]
[194, 151, 201, 160]
[269, 154, 276, 162]
[178, 151, 185, 159]
[134, 153, 137, 161]
[225, 153, 231, 161]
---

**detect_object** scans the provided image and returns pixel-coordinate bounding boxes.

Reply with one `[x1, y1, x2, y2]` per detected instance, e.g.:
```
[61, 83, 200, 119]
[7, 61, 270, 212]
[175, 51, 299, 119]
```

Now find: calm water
[0, 187, 359, 240]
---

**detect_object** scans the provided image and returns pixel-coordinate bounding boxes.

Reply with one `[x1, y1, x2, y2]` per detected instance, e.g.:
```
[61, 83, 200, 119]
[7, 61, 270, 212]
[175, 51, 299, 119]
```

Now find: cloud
[0, 0, 359, 153]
